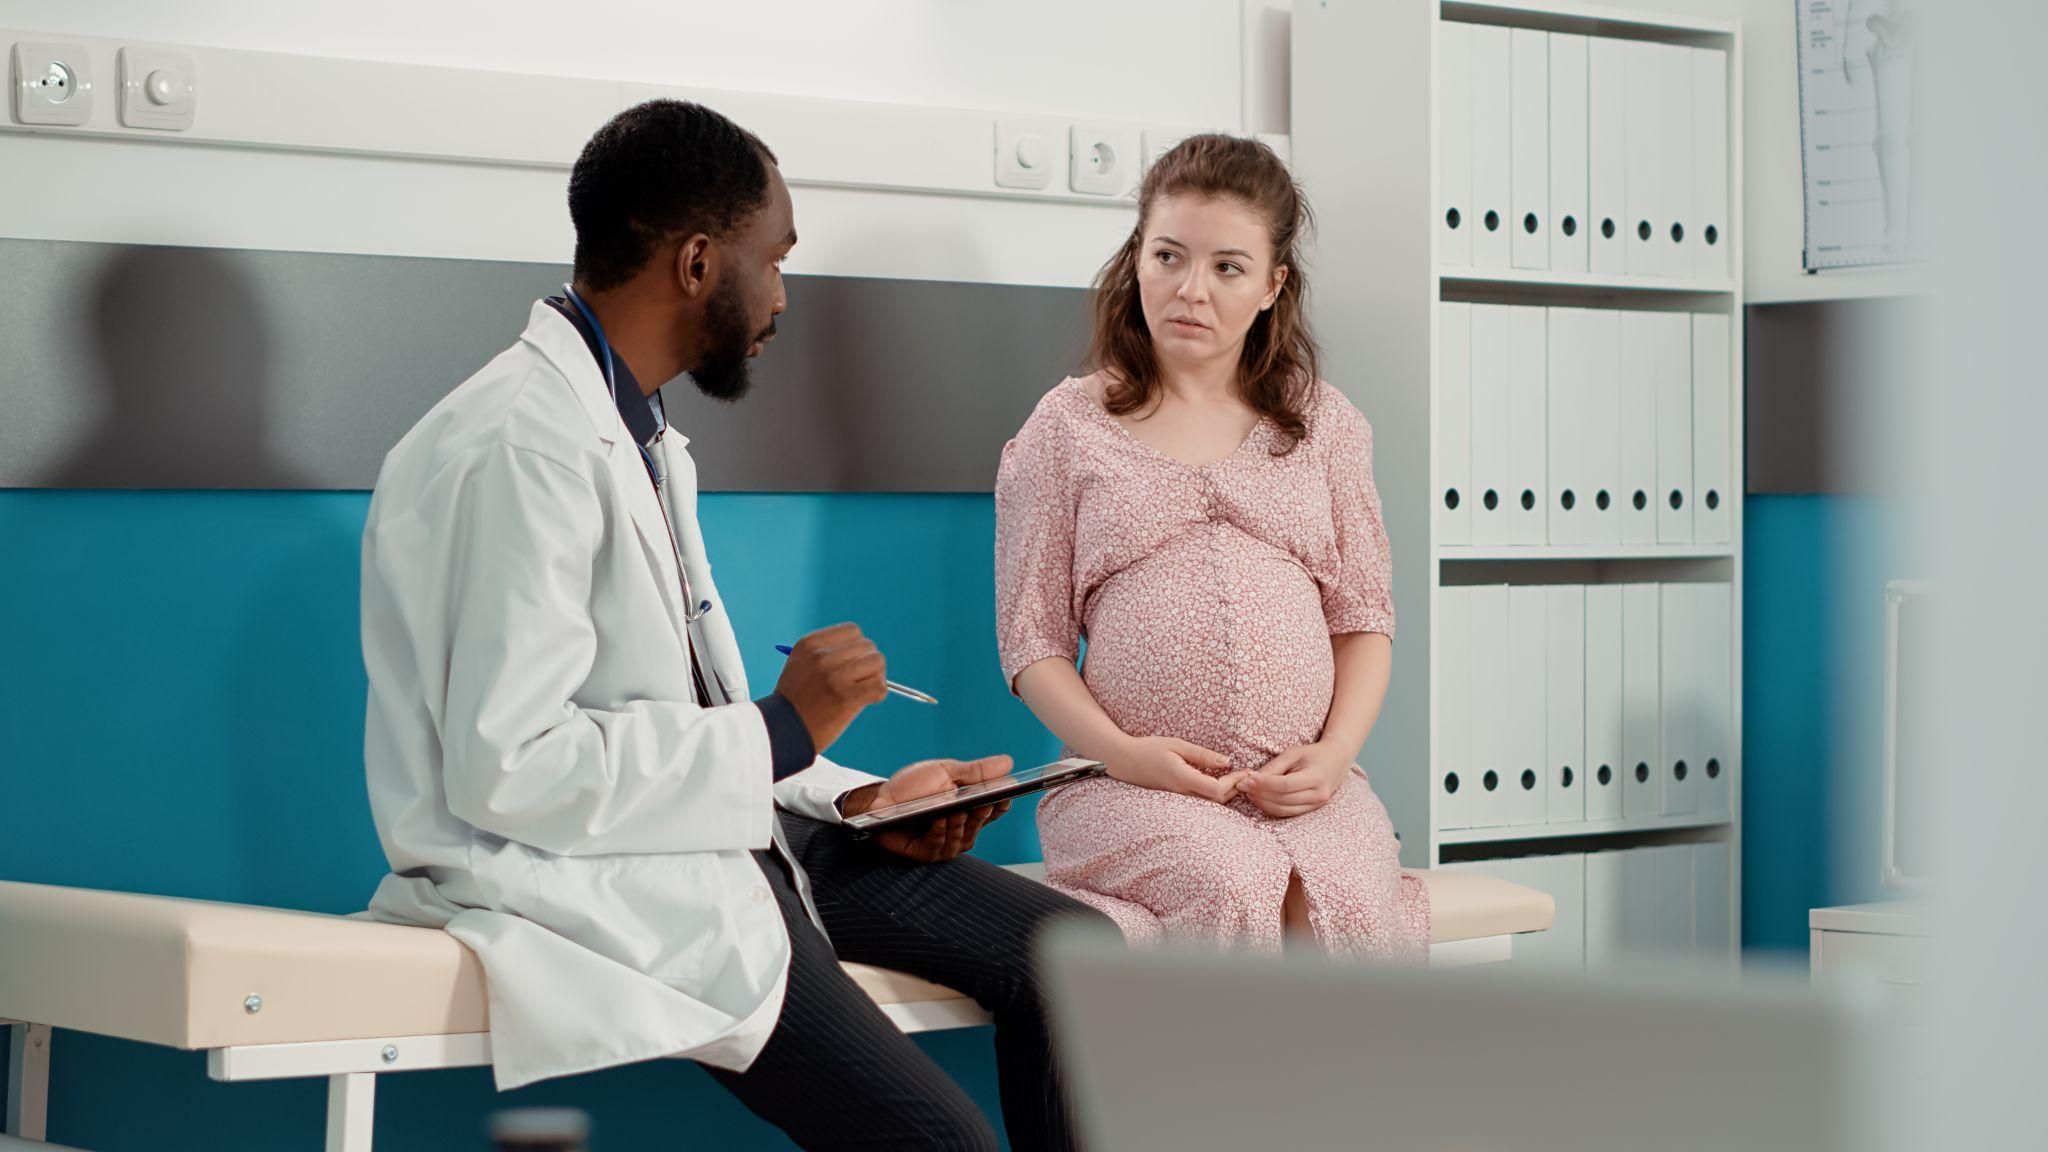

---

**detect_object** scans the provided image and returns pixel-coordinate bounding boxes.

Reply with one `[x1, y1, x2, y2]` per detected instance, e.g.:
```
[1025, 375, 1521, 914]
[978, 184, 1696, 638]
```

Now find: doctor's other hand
[1241, 742, 1352, 818]
[1108, 736, 1246, 803]
[841, 756, 1014, 863]
[776, 623, 889, 752]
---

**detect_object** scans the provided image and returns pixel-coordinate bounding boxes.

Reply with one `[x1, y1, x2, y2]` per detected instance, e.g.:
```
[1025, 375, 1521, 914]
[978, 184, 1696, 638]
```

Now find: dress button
[751, 886, 772, 904]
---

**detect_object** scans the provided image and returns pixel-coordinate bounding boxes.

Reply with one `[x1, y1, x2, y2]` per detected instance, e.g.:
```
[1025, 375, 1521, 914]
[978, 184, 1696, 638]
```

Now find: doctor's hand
[1241, 742, 1353, 818]
[1107, 736, 1247, 803]
[776, 623, 889, 753]
[841, 756, 1014, 863]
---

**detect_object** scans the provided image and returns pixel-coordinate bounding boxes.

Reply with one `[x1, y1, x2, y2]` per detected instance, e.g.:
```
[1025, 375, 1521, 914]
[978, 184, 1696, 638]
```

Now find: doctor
[361, 100, 1102, 1152]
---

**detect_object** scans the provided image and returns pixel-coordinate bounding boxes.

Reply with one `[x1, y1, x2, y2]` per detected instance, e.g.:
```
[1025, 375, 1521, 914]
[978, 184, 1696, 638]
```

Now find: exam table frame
[3, 866, 1532, 1151]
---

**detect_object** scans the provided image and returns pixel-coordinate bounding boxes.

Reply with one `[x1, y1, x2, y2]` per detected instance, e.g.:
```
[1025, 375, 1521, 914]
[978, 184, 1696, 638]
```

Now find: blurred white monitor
[1044, 929, 1897, 1152]
[1884, 579, 1934, 889]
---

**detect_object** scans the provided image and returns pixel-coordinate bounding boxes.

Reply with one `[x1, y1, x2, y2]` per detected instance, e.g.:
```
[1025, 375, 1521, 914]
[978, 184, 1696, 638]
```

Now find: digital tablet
[842, 758, 1107, 835]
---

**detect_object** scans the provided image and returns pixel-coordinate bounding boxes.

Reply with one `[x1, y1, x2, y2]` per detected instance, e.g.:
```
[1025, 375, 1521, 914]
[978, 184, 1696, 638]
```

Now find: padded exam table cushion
[0, 870, 1551, 1050]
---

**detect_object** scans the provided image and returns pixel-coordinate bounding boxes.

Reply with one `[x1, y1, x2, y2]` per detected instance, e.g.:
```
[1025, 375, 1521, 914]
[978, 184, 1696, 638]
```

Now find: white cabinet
[1810, 902, 1929, 1016]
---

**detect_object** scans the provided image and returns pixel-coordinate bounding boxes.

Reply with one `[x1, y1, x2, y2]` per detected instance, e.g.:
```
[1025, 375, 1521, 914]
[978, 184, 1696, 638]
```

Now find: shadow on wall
[42, 245, 308, 489]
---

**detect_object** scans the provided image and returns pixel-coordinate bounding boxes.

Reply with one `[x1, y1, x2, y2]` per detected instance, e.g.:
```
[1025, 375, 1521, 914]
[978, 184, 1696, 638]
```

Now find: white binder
[1548, 33, 1590, 275]
[1655, 844, 1696, 953]
[1471, 24, 1513, 269]
[1438, 302, 1473, 546]
[1691, 312, 1732, 545]
[1469, 584, 1510, 827]
[1655, 311, 1694, 544]
[1547, 584, 1587, 824]
[1550, 853, 1589, 971]
[1510, 28, 1551, 271]
[1584, 308, 1623, 547]
[1693, 841, 1733, 960]
[1620, 845, 1661, 954]
[1511, 853, 1587, 970]
[1583, 584, 1625, 822]
[1583, 848, 1625, 967]
[1692, 46, 1730, 280]
[1624, 38, 1663, 276]
[1508, 584, 1549, 826]
[1618, 311, 1660, 545]
[1439, 20, 1474, 268]
[1622, 583, 1661, 820]
[1546, 307, 1588, 547]
[1660, 583, 1700, 816]
[1469, 304, 1513, 547]
[1698, 581, 1734, 818]
[1508, 305, 1548, 545]
[1659, 43, 1695, 279]
[1436, 585, 1472, 831]
[1587, 36, 1629, 276]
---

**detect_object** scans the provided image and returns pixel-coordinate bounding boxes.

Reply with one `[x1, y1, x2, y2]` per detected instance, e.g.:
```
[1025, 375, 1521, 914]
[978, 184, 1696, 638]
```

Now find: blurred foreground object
[490, 1108, 591, 1152]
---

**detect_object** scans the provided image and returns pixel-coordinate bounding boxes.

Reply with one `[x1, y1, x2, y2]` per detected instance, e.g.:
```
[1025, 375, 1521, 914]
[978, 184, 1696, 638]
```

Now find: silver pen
[773, 645, 939, 705]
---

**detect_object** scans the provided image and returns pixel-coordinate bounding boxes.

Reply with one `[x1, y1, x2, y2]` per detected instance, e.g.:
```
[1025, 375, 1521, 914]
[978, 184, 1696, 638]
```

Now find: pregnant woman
[995, 134, 1428, 959]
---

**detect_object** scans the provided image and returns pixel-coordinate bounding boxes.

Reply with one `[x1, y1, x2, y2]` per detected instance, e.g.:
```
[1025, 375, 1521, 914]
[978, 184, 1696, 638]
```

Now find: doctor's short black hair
[568, 99, 779, 291]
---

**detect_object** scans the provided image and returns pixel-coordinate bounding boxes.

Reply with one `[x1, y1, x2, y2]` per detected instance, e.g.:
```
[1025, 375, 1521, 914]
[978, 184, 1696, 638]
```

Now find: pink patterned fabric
[995, 375, 1429, 960]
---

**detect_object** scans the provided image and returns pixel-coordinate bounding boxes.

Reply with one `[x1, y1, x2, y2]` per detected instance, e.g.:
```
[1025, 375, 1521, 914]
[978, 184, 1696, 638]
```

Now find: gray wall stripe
[0, 239, 1091, 492]
[3, 239, 1898, 497]
[1744, 296, 1919, 496]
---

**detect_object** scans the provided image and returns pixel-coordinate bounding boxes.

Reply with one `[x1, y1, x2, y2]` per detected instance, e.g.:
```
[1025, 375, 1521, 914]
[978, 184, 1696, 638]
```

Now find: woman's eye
[1218, 262, 1243, 276]
[1154, 250, 1177, 265]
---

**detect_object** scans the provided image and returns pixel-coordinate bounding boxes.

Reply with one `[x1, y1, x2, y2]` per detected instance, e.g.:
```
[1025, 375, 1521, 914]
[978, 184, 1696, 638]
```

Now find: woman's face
[1136, 194, 1288, 374]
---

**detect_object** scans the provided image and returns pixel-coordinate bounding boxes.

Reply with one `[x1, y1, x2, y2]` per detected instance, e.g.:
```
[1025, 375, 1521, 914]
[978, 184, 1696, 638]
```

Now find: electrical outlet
[1069, 122, 1137, 196]
[994, 117, 1056, 190]
[12, 41, 95, 127]
[119, 46, 195, 131]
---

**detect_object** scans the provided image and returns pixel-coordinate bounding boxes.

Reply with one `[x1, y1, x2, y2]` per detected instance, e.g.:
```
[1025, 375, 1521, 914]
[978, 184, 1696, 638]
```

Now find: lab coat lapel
[651, 431, 750, 706]
[616, 453, 694, 657]
[519, 303, 691, 656]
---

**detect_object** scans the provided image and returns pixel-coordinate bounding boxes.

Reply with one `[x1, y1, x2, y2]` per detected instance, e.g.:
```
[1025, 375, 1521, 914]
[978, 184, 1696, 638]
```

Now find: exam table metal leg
[325, 1072, 376, 1152]
[5, 1022, 51, 1141]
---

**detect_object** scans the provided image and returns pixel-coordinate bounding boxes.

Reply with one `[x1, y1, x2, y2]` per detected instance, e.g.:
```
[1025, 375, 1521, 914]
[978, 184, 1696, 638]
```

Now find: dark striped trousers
[703, 812, 1110, 1151]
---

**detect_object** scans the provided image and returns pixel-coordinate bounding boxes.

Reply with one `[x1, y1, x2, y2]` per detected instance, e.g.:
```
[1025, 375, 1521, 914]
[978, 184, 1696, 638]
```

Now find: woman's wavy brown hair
[1087, 133, 1319, 454]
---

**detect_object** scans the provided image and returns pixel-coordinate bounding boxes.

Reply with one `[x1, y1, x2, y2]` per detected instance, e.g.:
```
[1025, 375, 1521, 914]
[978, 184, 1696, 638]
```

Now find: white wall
[0, 0, 1243, 126]
[1, 1, 1927, 296]
[0, 0, 1246, 287]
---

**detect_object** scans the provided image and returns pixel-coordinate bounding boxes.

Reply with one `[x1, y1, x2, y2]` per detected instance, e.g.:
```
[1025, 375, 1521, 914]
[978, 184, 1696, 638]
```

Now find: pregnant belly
[1081, 529, 1336, 771]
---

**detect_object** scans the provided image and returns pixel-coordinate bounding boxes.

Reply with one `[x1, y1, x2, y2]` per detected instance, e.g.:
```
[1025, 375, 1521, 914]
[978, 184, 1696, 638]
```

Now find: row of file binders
[1444, 842, 1733, 968]
[1439, 22, 1729, 279]
[1437, 304, 1732, 548]
[1436, 582, 1732, 832]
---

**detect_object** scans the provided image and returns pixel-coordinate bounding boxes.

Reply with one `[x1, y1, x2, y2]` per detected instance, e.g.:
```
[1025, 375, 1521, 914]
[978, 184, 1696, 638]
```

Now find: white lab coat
[360, 302, 881, 1090]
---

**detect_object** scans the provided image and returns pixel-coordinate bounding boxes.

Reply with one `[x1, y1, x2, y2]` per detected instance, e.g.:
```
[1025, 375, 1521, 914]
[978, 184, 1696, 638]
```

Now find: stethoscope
[563, 284, 713, 624]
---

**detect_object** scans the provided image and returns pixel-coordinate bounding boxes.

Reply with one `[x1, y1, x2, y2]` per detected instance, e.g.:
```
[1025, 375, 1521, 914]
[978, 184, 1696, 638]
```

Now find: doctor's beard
[689, 275, 775, 402]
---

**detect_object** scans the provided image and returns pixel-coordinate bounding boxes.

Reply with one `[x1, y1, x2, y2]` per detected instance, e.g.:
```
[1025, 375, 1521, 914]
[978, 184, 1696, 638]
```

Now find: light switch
[12, 42, 95, 127]
[995, 117, 1055, 190]
[119, 46, 195, 131]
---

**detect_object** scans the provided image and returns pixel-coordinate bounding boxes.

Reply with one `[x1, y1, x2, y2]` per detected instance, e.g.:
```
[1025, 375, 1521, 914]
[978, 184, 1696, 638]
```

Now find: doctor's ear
[675, 234, 715, 297]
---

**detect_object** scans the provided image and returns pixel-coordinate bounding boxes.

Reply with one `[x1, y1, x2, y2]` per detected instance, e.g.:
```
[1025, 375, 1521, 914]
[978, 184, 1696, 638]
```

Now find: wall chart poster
[1797, 0, 1921, 270]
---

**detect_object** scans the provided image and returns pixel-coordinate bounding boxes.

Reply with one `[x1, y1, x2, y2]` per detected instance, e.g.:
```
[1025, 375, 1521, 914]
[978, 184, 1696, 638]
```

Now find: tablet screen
[843, 758, 1106, 832]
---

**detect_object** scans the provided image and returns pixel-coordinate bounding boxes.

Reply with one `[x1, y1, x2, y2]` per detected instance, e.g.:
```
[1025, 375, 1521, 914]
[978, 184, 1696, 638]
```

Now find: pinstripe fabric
[704, 814, 1106, 1151]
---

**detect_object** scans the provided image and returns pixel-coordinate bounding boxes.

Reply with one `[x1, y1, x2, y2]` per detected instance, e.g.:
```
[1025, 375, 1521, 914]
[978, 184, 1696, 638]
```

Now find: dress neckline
[1064, 376, 1269, 472]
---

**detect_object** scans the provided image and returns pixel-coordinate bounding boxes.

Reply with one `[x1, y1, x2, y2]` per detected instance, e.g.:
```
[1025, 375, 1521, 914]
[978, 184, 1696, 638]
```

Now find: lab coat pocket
[529, 851, 723, 982]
